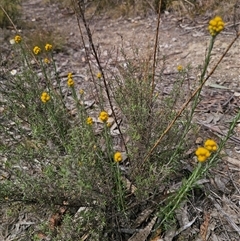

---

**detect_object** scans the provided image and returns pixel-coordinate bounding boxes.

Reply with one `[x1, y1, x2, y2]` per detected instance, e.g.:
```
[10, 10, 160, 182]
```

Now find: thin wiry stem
[71, 0, 100, 104]
[74, 0, 128, 154]
[0, 4, 18, 31]
[151, 0, 162, 99]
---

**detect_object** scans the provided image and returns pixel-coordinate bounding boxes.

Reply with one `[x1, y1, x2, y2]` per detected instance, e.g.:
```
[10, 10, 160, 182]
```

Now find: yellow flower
[99, 111, 109, 122]
[114, 152, 122, 163]
[40, 92, 50, 103]
[96, 72, 102, 79]
[67, 78, 74, 87]
[195, 147, 210, 162]
[44, 58, 50, 64]
[177, 65, 183, 72]
[68, 72, 73, 79]
[86, 117, 93, 125]
[33, 46, 41, 55]
[79, 89, 84, 95]
[14, 35, 21, 44]
[45, 43, 52, 51]
[208, 16, 225, 36]
[204, 139, 218, 152]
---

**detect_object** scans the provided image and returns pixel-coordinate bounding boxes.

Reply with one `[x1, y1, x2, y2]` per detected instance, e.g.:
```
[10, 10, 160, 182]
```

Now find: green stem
[115, 163, 125, 212]
[200, 36, 215, 82]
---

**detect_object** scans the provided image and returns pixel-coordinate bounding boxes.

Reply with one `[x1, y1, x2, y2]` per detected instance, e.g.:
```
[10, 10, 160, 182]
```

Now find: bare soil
[0, 0, 240, 240]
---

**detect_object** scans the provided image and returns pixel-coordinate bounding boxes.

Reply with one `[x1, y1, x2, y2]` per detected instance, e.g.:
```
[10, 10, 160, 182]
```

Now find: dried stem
[151, 0, 162, 99]
[75, 0, 128, 154]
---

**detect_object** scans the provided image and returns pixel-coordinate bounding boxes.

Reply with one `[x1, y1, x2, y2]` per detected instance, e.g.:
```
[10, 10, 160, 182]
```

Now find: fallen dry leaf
[49, 213, 62, 230]
[128, 216, 157, 241]
[49, 206, 67, 230]
[133, 207, 155, 228]
[224, 156, 240, 167]
[200, 212, 210, 241]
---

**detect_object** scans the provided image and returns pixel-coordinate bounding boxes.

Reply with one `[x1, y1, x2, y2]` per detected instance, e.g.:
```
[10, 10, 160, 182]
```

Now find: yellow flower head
[195, 147, 210, 162]
[208, 16, 225, 36]
[99, 111, 109, 122]
[68, 72, 73, 79]
[41, 92, 50, 103]
[114, 152, 122, 163]
[44, 58, 50, 64]
[14, 35, 22, 44]
[33, 46, 41, 55]
[204, 139, 218, 152]
[177, 65, 183, 72]
[79, 89, 84, 95]
[67, 78, 74, 87]
[96, 72, 102, 79]
[86, 117, 93, 125]
[45, 43, 52, 51]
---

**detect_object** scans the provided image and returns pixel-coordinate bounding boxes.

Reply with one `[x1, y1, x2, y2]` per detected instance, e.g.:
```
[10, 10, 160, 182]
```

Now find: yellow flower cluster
[33, 46, 41, 55]
[114, 152, 122, 163]
[177, 65, 183, 72]
[208, 16, 225, 36]
[195, 147, 210, 162]
[204, 139, 218, 152]
[14, 35, 21, 44]
[67, 78, 74, 87]
[44, 58, 50, 64]
[99, 111, 109, 122]
[41, 92, 50, 103]
[67, 72, 74, 87]
[45, 43, 52, 52]
[96, 72, 102, 79]
[86, 117, 93, 125]
[195, 139, 218, 162]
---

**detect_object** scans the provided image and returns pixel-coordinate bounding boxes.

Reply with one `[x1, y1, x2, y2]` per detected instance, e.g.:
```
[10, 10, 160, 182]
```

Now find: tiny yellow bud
[14, 35, 21, 44]
[177, 65, 183, 72]
[99, 111, 109, 122]
[67, 78, 74, 87]
[45, 43, 52, 51]
[40, 92, 50, 103]
[86, 117, 93, 125]
[114, 152, 122, 163]
[68, 72, 73, 79]
[195, 147, 210, 162]
[204, 139, 218, 152]
[44, 58, 50, 64]
[33, 46, 41, 55]
[96, 72, 102, 79]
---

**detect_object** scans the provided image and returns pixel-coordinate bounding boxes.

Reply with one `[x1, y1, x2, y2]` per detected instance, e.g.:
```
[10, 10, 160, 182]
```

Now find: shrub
[0, 2, 239, 240]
